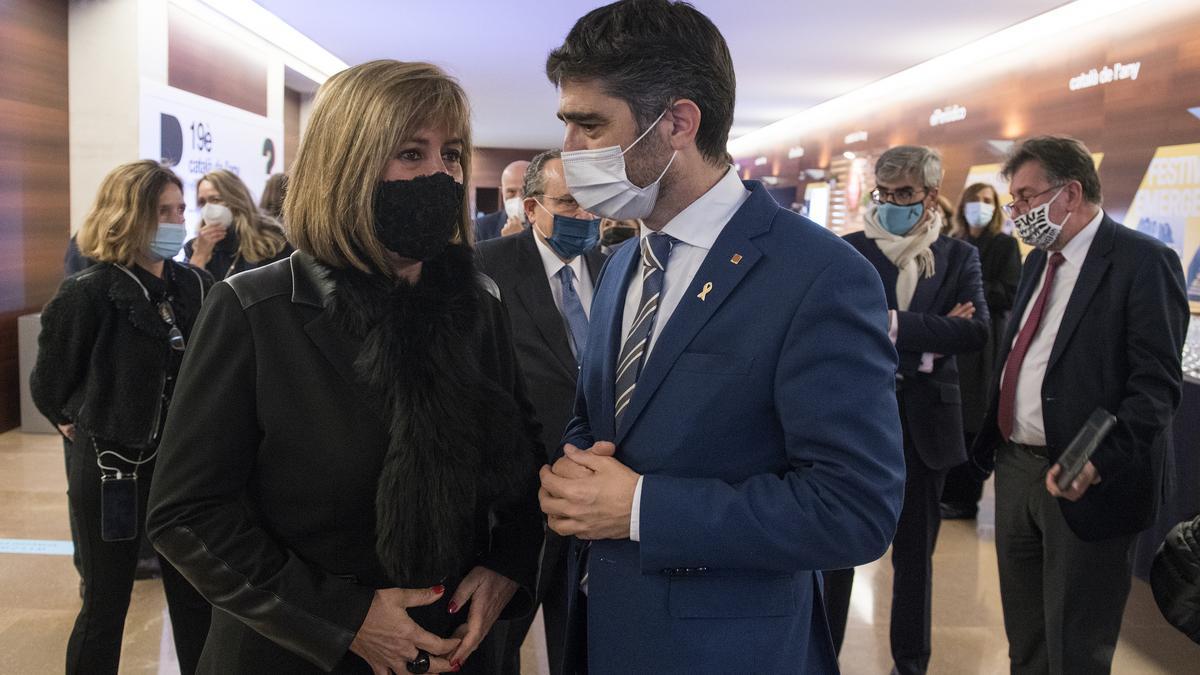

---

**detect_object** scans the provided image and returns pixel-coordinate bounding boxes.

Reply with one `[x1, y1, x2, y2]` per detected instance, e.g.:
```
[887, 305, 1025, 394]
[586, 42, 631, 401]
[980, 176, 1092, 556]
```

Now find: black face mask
[601, 225, 639, 247]
[373, 173, 464, 260]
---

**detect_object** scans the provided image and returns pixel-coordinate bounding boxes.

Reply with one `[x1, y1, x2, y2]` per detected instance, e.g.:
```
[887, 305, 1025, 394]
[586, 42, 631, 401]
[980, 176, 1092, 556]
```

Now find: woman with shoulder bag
[31, 160, 214, 675]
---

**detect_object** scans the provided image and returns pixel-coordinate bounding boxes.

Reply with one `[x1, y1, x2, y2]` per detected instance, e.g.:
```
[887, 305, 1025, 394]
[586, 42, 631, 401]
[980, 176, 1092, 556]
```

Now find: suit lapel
[615, 188, 773, 442]
[1047, 217, 1114, 371]
[511, 233, 578, 378]
[906, 238, 949, 313]
[857, 240, 900, 309]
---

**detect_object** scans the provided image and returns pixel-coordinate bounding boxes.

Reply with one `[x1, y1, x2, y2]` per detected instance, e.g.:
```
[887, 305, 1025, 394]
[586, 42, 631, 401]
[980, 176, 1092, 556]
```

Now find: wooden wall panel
[471, 147, 545, 215]
[0, 0, 70, 431]
[735, 2, 1200, 224]
[167, 4, 268, 117]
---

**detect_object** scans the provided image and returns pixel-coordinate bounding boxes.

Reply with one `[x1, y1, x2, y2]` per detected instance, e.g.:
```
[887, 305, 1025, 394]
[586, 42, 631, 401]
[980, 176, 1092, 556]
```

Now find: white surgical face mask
[560, 109, 677, 220]
[1013, 186, 1069, 249]
[201, 202, 233, 228]
[503, 196, 524, 220]
[964, 201, 995, 228]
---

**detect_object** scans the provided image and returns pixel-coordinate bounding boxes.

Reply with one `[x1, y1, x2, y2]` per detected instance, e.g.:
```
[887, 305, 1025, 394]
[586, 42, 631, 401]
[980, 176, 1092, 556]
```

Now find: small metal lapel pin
[730, 253, 743, 265]
[697, 281, 714, 301]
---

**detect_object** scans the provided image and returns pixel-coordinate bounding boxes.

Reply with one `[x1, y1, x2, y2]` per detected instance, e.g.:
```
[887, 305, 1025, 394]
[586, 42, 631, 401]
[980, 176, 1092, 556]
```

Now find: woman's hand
[56, 423, 75, 441]
[189, 224, 227, 267]
[349, 586, 461, 675]
[446, 566, 519, 669]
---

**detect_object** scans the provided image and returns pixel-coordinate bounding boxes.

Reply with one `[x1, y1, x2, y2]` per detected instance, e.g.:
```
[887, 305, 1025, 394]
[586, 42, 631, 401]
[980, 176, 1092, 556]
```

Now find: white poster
[139, 81, 283, 238]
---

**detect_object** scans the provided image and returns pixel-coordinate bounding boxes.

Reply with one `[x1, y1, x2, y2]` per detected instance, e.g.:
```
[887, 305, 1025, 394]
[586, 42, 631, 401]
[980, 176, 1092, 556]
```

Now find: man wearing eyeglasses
[475, 149, 606, 675]
[830, 145, 989, 674]
[971, 135, 1188, 673]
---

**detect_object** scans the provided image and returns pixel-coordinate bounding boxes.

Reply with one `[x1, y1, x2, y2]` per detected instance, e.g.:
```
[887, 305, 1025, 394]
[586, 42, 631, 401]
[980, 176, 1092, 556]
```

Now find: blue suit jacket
[844, 233, 989, 470]
[561, 181, 905, 673]
[474, 209, 506, 243]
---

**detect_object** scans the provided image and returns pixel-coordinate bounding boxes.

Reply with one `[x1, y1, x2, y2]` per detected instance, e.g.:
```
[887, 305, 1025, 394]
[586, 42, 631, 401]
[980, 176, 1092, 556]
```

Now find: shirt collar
[533, 229, 585, 283]
[1058, 208, 1104, 266]
[648, 166, 750, 251]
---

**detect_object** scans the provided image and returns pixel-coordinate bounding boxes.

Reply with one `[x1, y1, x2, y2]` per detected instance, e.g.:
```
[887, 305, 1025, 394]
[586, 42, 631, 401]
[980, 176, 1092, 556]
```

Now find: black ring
[406, 649, 431, 674]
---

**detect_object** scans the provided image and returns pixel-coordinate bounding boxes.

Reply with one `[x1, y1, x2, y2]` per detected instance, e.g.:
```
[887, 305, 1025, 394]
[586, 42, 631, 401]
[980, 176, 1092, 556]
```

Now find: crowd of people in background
[28, 1, 1200, 674]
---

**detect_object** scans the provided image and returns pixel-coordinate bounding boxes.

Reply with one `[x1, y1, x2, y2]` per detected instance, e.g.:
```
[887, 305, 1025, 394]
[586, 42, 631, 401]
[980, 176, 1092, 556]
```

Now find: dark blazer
[146, 252, 544, 673]
[474, 210, 506, 244]
[31, 261, 213, 448]
[843, 232, 990, 470]
[972, 214, 1189, 541]
[475, 229, 606, 459]
[560, 181, 905, 673]
[956, 231, 1021, 432]
[183, 230, 295, 281]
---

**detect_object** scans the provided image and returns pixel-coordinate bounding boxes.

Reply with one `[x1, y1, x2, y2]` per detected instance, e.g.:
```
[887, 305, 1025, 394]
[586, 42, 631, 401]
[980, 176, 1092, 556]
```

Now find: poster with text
[139, 81, 283, 239]
[1125, 142, 1200, 313]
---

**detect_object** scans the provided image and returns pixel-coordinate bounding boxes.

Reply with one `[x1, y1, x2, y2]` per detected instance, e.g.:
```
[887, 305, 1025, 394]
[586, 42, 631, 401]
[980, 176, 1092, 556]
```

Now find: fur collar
[326, 244, 537, 586]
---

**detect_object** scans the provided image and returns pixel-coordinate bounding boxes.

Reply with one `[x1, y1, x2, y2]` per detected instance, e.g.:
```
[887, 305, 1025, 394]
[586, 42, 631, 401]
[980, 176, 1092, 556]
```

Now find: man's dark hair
[546, 0, 735, 166]
[1002, 135, 1102, 204]
[523, 149, 562, 199]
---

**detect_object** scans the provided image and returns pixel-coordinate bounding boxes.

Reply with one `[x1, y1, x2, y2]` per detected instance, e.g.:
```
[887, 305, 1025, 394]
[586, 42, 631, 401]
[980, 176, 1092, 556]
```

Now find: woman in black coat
[31, 160, 214, 674]
[940, 182, 1022, 519]
[147, 60, 544, 675]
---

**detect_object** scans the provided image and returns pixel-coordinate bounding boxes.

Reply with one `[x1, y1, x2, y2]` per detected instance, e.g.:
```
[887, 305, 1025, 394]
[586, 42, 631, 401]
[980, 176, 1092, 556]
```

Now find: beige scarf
[863, 205, 940, 310]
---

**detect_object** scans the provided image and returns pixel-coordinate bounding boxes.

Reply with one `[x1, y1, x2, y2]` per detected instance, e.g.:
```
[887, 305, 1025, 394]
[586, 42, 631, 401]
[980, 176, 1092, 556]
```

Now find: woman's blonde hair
[198, 169, 288, 263]
[259, 172, 287, 221]
[952, 182, 1006, 238]
[285, 60, 473, 274]
[76, 160, 182, 266]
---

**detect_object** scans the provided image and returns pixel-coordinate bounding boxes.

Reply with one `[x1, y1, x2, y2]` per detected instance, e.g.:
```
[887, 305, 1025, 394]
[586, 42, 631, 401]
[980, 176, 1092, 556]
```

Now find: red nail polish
[432, 584, 446, 595]
[451, 660, 462, 671]
[448, 600, 459, 614]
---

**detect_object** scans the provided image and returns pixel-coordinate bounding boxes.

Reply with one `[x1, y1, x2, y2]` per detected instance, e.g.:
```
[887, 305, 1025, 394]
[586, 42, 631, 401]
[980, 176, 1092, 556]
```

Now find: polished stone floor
[1, 429, 1195, 674]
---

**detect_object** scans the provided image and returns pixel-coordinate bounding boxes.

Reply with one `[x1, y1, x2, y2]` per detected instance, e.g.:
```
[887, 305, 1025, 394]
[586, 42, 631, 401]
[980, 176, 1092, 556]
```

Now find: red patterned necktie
[998, 252, 1066, 441]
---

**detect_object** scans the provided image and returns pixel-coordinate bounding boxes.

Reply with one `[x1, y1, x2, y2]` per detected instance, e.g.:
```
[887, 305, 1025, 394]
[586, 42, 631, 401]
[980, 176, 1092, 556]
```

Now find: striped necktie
[614, 232, 676, 428]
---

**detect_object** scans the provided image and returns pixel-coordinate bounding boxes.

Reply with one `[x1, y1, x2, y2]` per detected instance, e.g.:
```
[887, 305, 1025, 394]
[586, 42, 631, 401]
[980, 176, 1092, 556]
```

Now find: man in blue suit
[536, 2, 906, 672]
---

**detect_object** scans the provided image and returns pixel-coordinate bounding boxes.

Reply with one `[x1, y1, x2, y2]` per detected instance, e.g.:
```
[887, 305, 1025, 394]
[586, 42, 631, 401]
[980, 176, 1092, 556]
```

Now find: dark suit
[972, 214, 1188, 673]
[560, 181, 905, 673]
[475, 210, 507, 243]
[146, 252, 544, 673]
[475, 229, 605, 675]
[828, 233, 988, 673]
[942, 231, 1022, 513]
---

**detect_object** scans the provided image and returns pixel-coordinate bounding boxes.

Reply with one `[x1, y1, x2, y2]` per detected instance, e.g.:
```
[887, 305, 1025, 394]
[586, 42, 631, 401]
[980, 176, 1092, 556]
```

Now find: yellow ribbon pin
[697, 282, 714, 301]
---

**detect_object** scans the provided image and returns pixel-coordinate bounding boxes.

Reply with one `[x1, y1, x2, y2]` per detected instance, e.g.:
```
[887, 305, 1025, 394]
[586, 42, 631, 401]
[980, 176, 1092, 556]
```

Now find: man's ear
[665, 99, 702, 152]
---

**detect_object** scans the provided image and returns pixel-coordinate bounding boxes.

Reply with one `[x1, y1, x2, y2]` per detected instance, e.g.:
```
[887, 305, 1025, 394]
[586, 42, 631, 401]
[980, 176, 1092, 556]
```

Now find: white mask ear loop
[619, 108, 671, 157]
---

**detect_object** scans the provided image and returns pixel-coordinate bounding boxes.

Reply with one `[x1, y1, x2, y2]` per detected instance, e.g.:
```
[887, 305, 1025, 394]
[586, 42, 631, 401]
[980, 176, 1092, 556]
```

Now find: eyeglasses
[157, 301, 186, 352]
[543, 194, 581, 211]
[870, 187, 927, 206]
[1002, 184, 1066, 217]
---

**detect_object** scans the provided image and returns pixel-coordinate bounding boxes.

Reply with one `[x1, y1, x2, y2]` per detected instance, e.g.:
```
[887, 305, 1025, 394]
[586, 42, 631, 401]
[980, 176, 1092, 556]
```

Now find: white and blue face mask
[148, 223, 187, 261]
[560, 109, 677, 221]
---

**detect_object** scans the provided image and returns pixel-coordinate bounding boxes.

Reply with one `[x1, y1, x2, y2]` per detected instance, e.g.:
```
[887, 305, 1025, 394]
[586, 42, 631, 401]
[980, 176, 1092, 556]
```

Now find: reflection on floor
[1, 429, 1196, 674]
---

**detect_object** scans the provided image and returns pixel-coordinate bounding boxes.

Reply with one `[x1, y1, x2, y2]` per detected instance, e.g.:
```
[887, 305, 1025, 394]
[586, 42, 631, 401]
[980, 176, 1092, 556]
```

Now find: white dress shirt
[533, 231, 593, 320]
[623, 167, 751, 540]
[1007, 208, 1104, 446]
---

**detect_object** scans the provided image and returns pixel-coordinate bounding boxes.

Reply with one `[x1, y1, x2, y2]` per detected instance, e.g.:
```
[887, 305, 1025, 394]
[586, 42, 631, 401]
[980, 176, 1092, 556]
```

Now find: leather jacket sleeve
[1151, 514, 1200, 644]
[147, 282, 373, 672]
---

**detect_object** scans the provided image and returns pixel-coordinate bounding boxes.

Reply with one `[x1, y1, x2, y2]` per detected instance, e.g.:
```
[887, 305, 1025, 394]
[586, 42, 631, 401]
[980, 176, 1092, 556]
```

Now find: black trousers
[941, 431, 985, 511]
[823, 422, 948, 675]
[994, 444, 1134, 674]
[495, 531, 570, 675]
[65, 434, 211, 675]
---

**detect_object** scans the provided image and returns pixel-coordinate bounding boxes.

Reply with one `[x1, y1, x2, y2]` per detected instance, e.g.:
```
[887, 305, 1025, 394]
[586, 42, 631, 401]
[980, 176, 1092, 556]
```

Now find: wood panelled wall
[734, 2, 1200, 220]
[283, 88, 301, 173]
[0, 0, 70, 431]
[167, 4, 268, 117]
